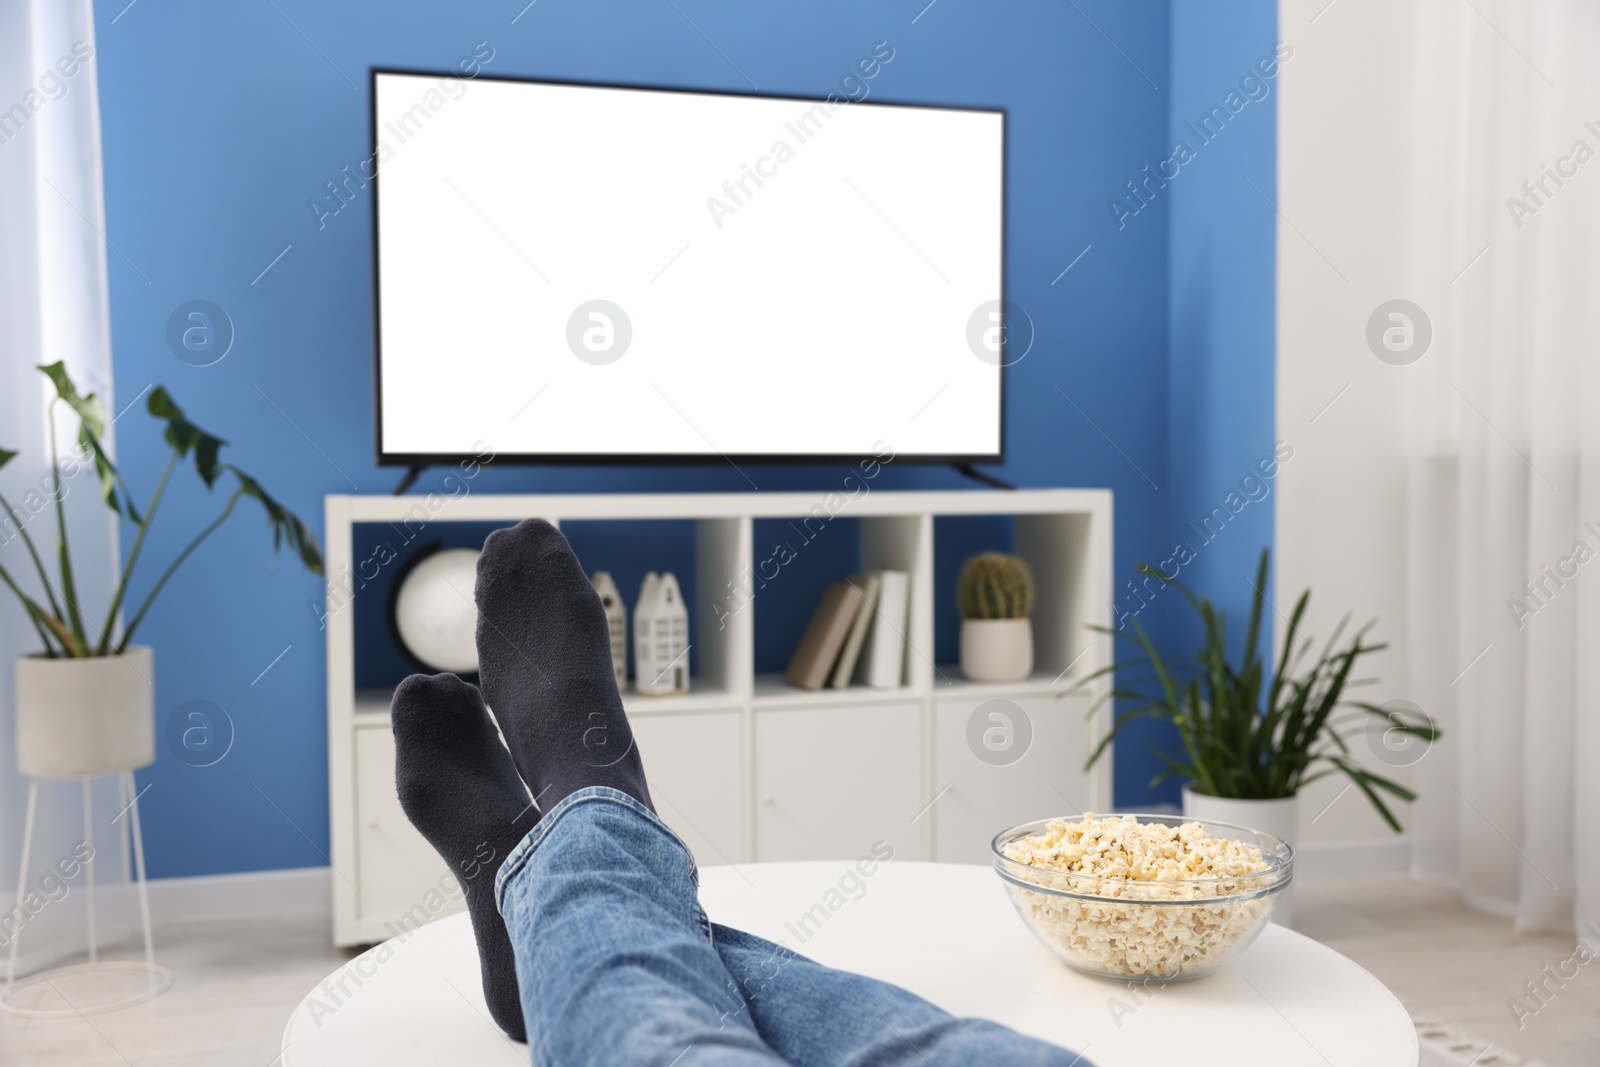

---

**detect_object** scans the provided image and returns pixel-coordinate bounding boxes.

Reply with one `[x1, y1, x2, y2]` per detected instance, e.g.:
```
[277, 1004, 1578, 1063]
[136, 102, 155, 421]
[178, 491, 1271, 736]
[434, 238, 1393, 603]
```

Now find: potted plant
[0, 363, 322, 778]
[1079, 548, 1438, 843]
[958, 551, 1035, 682]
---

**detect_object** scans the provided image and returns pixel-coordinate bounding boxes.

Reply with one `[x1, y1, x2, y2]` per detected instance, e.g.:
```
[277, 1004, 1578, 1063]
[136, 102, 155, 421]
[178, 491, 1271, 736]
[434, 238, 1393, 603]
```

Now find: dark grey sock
[391, 672, 538, 1043]
[473, 518, 654, 813]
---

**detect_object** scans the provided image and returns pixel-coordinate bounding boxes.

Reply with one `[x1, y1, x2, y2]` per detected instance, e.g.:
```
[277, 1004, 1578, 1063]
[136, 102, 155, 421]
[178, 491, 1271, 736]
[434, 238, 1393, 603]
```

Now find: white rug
[1415, 1018, 1551, 1067]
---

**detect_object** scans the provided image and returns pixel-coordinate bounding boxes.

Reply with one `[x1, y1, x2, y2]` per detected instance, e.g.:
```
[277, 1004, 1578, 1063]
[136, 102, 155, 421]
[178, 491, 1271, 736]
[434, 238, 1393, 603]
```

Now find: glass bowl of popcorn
[992, 813, 1293, 982]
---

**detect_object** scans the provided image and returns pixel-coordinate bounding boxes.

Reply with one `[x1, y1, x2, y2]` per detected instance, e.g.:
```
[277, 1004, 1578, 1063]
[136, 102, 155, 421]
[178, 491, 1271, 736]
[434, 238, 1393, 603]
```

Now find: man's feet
[473, 519, 654, 813]
[391, 673, 539, 1042]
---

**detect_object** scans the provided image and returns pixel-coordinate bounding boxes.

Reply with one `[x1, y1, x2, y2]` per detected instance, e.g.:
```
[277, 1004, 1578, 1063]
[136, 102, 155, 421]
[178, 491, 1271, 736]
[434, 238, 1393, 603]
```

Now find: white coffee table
[282, 862, 1417, 1066]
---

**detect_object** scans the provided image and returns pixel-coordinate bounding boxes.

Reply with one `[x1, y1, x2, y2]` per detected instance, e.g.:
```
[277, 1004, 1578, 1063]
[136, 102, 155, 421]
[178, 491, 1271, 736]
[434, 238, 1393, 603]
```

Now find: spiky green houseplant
[958, 552, 1034, 620]
[1078, 548, 1438, 831]
[0, 362, 323, 659]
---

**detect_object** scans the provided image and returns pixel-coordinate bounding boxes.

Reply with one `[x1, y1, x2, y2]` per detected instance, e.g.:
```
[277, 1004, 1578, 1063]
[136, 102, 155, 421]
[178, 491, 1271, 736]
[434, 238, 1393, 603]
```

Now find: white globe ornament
[390, 547, 480, 675]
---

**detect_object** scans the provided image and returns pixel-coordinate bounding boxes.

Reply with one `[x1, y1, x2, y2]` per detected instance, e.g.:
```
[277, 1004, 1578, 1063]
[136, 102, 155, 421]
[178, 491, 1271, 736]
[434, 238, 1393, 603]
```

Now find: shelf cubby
[325, 489, 1112, 945]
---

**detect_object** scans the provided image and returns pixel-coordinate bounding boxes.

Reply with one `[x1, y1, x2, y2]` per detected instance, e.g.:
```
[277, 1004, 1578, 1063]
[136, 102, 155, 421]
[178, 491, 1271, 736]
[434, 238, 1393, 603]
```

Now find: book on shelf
[828, 573, 883, 688]
[854, 570, 909, 689]
[783, 581, 865, 690]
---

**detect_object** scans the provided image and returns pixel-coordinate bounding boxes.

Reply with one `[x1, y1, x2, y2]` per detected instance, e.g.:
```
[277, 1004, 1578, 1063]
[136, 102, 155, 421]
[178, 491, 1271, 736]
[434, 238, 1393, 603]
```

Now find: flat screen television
[371, 69, 1005, 467]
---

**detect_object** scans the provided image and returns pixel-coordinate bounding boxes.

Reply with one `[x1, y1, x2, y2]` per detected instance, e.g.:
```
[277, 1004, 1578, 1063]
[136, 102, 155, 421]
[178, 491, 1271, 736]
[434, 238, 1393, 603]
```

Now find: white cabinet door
[354, 726, 462, 931]
[753, 702, 927, 862]
[632, 710, 746, 866]
[931, 693, 1095, 864]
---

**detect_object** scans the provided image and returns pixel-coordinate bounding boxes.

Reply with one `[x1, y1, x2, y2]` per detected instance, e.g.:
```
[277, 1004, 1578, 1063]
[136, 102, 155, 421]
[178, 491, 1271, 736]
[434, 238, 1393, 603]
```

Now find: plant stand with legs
[1, 771, 171, 1017]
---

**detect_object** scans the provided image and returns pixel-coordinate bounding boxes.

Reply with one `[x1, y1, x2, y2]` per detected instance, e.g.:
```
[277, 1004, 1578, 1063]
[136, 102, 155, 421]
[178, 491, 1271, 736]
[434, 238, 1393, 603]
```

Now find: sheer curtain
[1402, 0, 1600, 938]
[0, 0, 123, 967]
[1278, 0, 1598, 940]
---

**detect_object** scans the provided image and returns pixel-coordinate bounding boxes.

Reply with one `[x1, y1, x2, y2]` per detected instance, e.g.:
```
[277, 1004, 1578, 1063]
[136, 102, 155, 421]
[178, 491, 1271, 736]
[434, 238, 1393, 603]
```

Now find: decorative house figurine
[633, 572, 661, 691]
[591, 571, 626, 692]
[634, 571, 690, 696]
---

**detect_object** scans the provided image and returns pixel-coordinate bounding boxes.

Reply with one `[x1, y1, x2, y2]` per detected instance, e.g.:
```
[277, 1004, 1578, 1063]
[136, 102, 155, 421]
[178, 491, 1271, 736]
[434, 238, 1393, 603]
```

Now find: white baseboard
[1294, 837, 1413, 879]
[4, 838, 1417, 979]
[144, 865, 330, 922]
[1, 867, 332, 978]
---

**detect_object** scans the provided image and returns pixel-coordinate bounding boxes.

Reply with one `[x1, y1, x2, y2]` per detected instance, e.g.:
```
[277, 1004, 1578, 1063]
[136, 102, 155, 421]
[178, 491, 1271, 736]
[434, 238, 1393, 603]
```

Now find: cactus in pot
[959, 552, 1034, 620]
[958, 552, 1035, 681]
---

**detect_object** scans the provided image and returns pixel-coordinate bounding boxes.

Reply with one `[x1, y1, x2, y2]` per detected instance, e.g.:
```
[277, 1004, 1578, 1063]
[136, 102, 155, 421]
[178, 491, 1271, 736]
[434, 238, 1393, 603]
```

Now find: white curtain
[1403, 0, 1600, 939]
[0, 0, 123, 967]
[1278, 0, 1598, 940]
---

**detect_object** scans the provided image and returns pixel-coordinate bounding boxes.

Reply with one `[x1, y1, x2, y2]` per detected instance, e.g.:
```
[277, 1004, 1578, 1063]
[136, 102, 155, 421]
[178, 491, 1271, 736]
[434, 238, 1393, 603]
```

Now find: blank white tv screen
[373, 71, 1004, 463]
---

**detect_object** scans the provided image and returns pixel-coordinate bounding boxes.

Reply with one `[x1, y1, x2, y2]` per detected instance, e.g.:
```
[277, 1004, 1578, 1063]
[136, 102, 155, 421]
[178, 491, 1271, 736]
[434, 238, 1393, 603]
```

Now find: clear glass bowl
[992, 814, 1294, 983]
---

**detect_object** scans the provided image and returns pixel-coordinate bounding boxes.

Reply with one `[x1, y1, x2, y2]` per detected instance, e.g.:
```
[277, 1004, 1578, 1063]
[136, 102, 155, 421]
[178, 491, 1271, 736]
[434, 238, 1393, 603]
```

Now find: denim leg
[496, 787, 784, 1067]
[712, 924, 1095, 1067]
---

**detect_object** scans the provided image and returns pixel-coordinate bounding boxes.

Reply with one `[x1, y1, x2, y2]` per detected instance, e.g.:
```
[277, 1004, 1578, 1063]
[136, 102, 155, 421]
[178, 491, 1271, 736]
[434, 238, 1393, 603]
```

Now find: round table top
[283, 862, 1417, 1067]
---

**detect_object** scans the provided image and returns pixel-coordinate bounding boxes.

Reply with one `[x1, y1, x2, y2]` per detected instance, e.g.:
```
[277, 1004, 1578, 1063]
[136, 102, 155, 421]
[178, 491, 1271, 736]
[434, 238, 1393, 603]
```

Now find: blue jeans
[496, 787, 1092, 1067]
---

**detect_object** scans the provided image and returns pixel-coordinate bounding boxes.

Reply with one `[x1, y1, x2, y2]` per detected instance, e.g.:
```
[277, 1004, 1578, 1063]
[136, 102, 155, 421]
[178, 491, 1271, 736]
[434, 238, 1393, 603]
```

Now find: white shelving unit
[325, 489, 1113, 946]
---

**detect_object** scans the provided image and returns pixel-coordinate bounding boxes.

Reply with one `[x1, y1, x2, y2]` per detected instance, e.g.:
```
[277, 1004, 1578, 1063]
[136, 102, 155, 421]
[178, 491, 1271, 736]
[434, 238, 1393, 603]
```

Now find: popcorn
[1000, 814, 1280, 980]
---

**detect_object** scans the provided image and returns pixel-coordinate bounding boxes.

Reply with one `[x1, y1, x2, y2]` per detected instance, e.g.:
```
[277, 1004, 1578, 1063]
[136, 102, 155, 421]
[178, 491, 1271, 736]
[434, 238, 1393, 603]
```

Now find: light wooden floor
[0, 909, 357, 1066]
[1296, 878, 1599, 1066]
[0, 876, 1594, 1065]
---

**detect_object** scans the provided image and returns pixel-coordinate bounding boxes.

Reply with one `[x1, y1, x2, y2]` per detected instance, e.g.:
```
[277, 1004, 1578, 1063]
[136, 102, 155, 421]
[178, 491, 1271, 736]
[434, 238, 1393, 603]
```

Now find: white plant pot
[15, 646, 155, 779]
[959, 618, 1033, 682]
[1180, 786, 1299, 842]
[1182, 785, 1298, 926]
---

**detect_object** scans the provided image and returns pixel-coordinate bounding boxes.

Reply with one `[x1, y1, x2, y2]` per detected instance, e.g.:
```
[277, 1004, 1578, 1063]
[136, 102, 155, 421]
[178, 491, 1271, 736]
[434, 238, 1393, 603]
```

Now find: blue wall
[90, 0, 1268, 879]
[1159, 2, 1280, 667]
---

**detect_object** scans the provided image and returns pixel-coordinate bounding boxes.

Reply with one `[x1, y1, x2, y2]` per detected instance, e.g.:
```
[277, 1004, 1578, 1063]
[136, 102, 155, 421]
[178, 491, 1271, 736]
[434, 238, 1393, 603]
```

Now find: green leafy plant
[1078, 548, 1438, 832]
[0, 362, 323, 658]
[958, 551, 1034, 620]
